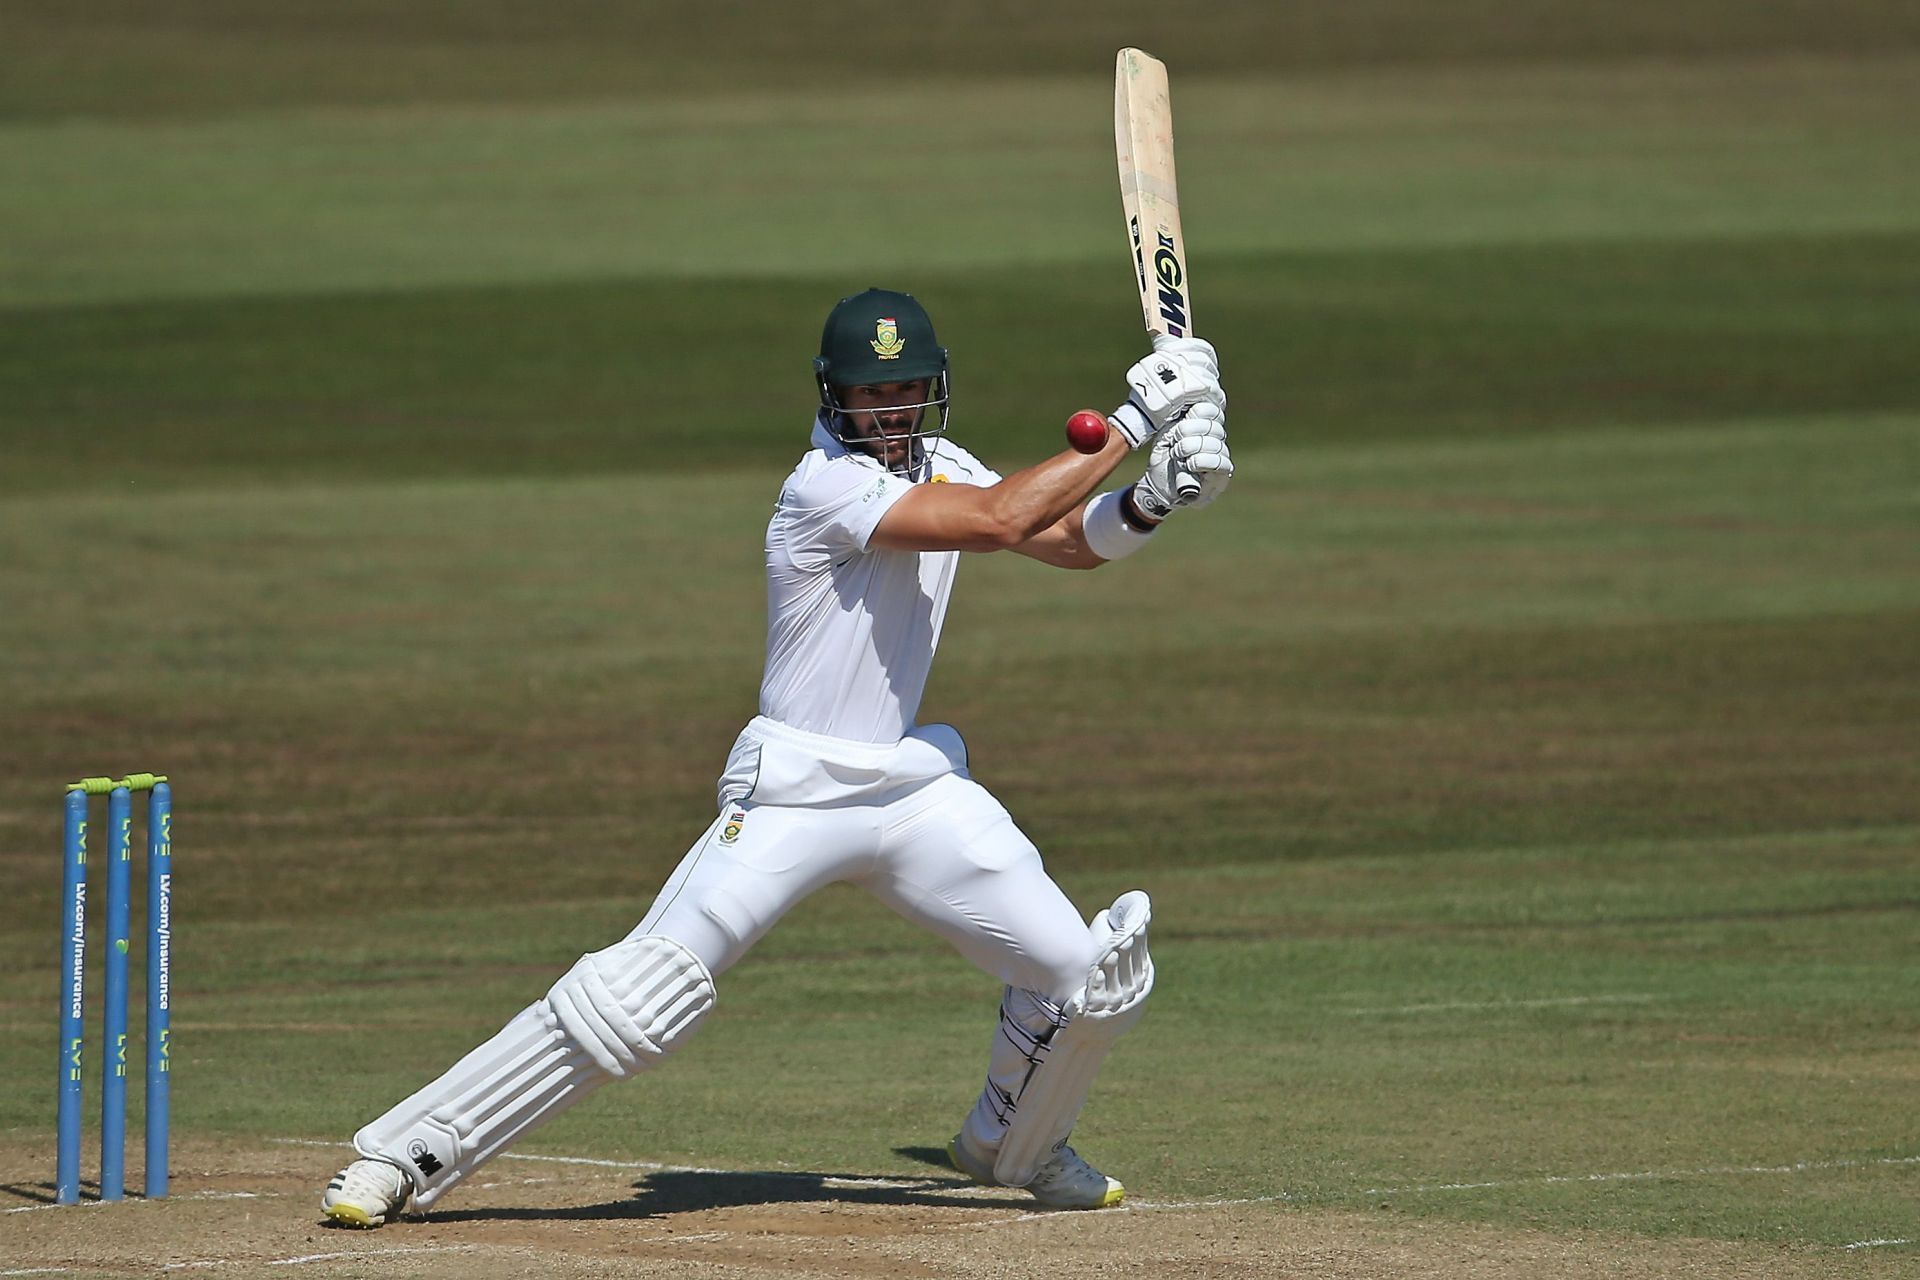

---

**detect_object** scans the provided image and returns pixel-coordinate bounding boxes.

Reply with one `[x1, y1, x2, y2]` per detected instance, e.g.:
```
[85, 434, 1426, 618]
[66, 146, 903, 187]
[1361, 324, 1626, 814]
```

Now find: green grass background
[1, 1, 1916, 1261]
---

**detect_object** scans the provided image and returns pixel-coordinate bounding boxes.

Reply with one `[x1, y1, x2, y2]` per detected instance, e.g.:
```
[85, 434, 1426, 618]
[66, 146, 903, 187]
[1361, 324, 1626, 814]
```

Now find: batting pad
[992, 891, 1154, 1187]
[355, 935, 714, 1208]
[546, 934, 716, 1078]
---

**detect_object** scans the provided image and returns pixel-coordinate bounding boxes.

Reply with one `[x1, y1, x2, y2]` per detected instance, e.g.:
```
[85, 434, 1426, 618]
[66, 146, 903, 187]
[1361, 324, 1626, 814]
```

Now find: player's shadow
[421, 1147, 1028, 1222]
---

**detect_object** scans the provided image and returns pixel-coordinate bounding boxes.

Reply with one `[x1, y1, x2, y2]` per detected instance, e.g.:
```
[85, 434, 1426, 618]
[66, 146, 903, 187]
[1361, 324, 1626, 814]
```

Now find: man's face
[836, 379, 931, 471]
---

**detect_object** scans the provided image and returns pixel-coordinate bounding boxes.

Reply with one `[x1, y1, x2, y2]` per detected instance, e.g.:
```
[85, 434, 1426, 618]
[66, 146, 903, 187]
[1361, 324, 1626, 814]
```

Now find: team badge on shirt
[720, 809, 747, 844]
[870, 317, 904, 359]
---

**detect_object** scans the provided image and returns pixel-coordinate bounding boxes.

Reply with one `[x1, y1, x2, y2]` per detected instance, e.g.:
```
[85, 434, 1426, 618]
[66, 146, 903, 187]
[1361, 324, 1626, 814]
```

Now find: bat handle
[1174, 471, 1202, 502]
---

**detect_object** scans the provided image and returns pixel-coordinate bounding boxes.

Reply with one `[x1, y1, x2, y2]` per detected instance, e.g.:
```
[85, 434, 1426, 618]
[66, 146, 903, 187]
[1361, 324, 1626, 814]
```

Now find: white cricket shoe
[321, 1157, 415, 1227]
[948, 1133, 1125, 1209]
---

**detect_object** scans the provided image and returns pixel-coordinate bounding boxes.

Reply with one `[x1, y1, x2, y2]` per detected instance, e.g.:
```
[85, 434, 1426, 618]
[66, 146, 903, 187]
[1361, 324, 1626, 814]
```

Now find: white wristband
[1083, 489, 1157, 562]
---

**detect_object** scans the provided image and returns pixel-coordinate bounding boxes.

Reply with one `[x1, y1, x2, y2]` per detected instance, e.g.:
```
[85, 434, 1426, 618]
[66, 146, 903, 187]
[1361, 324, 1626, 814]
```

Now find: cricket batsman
[322, 288, 1232, 1224]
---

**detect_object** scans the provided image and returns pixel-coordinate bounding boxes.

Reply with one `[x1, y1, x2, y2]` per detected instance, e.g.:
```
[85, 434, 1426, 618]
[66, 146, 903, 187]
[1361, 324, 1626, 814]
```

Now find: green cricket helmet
[813, 287, 951, 479]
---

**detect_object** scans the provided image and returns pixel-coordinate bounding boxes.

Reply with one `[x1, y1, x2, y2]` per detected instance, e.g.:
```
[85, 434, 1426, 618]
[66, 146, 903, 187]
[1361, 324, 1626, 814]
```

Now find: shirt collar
[811, 413, 850, 459]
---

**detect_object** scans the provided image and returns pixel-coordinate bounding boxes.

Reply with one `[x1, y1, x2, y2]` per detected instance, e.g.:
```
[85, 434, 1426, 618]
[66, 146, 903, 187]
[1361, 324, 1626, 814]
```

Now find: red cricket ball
[1065, 410, 1110, 454]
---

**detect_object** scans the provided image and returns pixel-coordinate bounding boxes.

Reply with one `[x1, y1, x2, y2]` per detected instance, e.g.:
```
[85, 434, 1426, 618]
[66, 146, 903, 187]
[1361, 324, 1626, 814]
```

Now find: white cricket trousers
[348, 715, 1104, 1209]
[634, 716, 1099, 1003]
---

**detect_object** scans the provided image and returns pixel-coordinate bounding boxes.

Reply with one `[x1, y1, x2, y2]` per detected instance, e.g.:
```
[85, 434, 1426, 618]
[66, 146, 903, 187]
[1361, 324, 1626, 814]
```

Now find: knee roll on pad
[547, 935, 717, 1079]
[353, 935, 714, 1209]
[992, 891, 1154, 1188]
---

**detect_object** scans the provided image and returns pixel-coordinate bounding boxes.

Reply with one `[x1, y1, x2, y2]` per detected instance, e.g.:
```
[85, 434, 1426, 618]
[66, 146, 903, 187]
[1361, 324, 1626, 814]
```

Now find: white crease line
[8, 1189, 268, 1215]
[1124, 1194, 1293, 1211]
[5, 1200, 112, 1215]
[1364, 1153, 1920, 1196]
[943, 1193, 1293, 1229]
[488, 1150, 684, 1172]
[1343, 994, 1663, 1015]
[818, 1174, 967, 1191]
[268, 1246, 475, 1267]
[4, 1269, 74, 1277]
[1845, 1238, 1915, 1250]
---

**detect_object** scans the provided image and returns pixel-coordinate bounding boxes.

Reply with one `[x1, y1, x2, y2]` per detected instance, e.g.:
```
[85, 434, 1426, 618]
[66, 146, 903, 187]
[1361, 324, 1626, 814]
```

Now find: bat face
[1116, 47, 1192, 338]
[1115, 47, 1203, 502]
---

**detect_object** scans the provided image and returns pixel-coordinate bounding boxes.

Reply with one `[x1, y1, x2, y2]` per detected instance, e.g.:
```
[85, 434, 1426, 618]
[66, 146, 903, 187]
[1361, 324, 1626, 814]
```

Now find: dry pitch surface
[2, 1140, 1904, 1279]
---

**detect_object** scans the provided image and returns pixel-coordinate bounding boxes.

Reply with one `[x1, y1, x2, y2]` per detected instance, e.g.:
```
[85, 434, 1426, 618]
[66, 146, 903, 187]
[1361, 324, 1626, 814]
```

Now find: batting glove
[1109, 344, 1227, 449]
[1151, 334, 1220, 382]
[1132, 402, 1233, 520]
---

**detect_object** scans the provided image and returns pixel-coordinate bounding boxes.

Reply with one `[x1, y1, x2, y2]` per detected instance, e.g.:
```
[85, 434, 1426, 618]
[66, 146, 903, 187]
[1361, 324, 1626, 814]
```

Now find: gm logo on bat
[1153, 232, 1188, 336]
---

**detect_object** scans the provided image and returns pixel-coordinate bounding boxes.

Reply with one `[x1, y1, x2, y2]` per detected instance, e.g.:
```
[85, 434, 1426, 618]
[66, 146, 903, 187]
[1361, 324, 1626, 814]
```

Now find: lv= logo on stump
[56, 773, 173, 1205]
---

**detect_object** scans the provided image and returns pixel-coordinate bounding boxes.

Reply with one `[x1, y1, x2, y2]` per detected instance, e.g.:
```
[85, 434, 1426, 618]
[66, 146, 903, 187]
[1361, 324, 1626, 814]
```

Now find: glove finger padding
[1176, 404, 1231, 468]
[1171, 431, 1225, 462]
[1182, 448, 1234, 509]
[1136, 402, 1233, 517]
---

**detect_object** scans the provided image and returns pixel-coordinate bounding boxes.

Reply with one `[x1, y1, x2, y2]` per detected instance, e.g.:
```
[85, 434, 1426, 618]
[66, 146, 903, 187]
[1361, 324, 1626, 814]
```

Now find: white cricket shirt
[757, 417, 1001, 744]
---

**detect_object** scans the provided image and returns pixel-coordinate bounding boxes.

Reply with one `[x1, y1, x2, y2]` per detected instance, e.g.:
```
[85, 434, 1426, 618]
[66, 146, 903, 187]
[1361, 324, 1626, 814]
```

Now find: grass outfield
[7, 3, 1919, 120]
[9, 59, 1920, 312]
[1, 8, 1917, 1272]
[3, 57, 1918, 497]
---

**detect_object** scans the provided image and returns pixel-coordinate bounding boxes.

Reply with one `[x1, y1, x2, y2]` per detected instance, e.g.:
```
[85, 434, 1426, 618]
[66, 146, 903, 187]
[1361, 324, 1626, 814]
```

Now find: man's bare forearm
[983, 430, 1133, 544]
[871, 426, 1143, 554]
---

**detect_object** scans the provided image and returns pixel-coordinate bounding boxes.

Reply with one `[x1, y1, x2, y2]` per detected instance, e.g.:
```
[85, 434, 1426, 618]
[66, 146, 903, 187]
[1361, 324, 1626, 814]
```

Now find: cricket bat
[1114, 47, 1201, 499]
